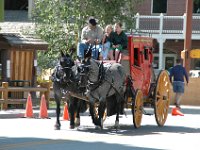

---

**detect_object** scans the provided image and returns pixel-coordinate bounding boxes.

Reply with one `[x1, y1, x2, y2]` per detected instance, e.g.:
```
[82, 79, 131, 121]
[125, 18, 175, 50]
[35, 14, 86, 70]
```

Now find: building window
[194, 0, 200, 14]
[152, 0, 167, 13]
[0, 51, 2, 81]
[5, 0, 28, 10]
[153, 56, 159, 69]
[0, 64, 2, 80]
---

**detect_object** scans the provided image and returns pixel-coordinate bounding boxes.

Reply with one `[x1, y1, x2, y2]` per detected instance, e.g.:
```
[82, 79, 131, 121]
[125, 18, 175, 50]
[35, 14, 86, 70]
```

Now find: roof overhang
[0, 33, 48, 51]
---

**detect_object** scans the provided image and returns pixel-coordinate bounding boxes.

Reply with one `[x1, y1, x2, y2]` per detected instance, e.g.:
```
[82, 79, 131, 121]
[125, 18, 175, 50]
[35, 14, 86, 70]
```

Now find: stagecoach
[52, 34, 171, 130]
[119, 35, 171, 128]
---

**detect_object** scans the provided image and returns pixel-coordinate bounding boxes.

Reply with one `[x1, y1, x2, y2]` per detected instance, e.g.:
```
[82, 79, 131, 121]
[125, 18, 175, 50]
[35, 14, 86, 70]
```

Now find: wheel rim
[132, 89, 143, 128]
[154, 70, 171, 126]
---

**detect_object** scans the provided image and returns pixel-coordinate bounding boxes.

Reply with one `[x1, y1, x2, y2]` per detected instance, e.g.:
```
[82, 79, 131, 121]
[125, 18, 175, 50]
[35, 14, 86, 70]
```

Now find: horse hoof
[54, 124, 61, 130]
[95, 125, 102, 130]
[70, 125, 75, 129]
[75, 118, 80, 127]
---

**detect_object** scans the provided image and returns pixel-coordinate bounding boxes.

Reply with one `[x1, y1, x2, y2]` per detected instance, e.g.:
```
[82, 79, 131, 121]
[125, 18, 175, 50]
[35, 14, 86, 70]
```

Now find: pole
[182, 0, 193, 73]
[0, 0, 4, 22]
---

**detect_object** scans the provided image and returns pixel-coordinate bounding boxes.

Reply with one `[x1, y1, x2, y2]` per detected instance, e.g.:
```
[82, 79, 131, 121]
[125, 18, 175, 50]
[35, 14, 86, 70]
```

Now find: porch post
[158, 38, 165, 70]
[135, 13, 140, 30]
[182, 0, 193, 73]
[28, 0, 34, 19]
[157, 13, 165, 70]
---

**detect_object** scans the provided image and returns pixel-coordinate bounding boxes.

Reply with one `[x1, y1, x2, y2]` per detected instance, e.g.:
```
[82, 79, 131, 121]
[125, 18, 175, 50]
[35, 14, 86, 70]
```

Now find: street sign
[190, 49, 200, 58]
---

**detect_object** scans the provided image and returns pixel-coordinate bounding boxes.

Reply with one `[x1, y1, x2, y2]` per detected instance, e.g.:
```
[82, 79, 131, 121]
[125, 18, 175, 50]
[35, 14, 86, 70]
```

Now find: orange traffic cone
[39, 94, 48, 118]
[62, 103, 69, 121]
[171, 107, 184, 116]
[24, 94, 33, 118]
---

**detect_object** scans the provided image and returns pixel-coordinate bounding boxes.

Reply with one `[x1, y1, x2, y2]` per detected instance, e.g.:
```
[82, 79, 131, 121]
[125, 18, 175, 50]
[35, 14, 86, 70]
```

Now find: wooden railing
[134, 13, 200, 39]
[0, 82, 51, 110]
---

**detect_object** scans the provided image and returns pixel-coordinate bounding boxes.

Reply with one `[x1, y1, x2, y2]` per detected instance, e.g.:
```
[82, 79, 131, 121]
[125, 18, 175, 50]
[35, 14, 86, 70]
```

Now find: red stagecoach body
[127, 35, 154, 96]
[119, 34, 171, 128]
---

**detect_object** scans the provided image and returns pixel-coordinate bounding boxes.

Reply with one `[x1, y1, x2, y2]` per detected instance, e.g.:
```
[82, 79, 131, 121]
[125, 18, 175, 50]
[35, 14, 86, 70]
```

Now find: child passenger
[100, 24, 115, 60]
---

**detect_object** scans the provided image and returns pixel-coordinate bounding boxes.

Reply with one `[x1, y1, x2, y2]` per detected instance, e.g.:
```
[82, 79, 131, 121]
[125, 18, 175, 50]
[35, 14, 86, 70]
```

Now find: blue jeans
[77, 43, 101, 60]
[101, 42, 111, 60]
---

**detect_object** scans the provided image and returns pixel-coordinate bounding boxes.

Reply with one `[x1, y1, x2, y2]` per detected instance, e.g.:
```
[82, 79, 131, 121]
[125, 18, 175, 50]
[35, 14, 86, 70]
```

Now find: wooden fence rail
[0, 82, 51, 110]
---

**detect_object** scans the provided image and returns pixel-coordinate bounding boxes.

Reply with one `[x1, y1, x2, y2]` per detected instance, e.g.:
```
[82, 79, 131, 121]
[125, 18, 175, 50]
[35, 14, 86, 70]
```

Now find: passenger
[77, 17, 103, 60]
[108, 22, 128, 61]
[100, 24, 115, 60]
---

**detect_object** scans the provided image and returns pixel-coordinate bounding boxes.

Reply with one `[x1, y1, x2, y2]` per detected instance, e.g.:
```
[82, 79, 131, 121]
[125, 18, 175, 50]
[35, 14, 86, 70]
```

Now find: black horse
[51, 51, 87, 129]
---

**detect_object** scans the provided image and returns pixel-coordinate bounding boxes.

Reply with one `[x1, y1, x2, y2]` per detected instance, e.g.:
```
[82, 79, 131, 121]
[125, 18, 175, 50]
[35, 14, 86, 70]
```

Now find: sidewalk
[0, 105, 199, 119]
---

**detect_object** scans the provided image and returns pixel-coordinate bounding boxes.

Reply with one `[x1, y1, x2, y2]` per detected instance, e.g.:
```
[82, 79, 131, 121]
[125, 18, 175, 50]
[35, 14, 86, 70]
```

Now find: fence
[0, 82, 51, 110]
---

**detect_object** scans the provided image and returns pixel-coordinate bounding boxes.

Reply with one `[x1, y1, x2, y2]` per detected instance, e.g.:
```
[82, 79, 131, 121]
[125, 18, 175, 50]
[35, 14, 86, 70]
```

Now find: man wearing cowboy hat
[77, 17, 103, 60]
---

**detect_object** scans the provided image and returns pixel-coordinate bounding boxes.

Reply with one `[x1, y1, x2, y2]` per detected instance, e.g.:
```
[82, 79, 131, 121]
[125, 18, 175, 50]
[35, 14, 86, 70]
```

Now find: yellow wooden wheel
[154, 70, 171, 126]
[132, 89, 143, 128]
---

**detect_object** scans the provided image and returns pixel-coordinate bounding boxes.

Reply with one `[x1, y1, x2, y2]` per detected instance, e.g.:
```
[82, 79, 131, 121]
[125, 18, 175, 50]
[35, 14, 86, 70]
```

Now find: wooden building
[0, 33, 48, 86]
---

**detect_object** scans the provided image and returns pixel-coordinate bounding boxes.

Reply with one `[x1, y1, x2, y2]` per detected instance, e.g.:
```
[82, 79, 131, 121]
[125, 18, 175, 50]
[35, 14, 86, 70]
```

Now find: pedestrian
[170, 58, 189, 109]
[77, 17, 103, 60]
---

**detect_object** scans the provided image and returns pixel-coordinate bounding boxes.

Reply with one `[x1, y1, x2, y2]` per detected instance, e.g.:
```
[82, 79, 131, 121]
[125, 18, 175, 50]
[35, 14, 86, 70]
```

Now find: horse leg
[68, 97, 76, 129]
[115, 95, 124, 129]
[98, 100, 106, 129]
[115, 98, 121, 129]
[74, 98, 81, 127]
[54, 95, 61, 130]
[89, 102, 99, 126]
[115, 105, 120, 129]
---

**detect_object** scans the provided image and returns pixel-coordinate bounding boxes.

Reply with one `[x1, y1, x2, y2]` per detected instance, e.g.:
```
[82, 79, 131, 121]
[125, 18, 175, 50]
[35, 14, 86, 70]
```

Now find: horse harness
[87, 61, 123, 100]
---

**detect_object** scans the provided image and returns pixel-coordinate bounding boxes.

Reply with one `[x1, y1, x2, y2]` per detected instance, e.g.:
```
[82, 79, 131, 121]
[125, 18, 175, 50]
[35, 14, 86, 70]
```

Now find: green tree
[0, 0, 4, 22]
[33, 0, 143, 69]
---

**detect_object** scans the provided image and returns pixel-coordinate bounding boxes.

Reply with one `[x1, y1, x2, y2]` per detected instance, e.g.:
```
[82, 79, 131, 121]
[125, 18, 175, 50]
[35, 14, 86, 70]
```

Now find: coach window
[134, 48, 140, 67]
[144, 48, 149, 60]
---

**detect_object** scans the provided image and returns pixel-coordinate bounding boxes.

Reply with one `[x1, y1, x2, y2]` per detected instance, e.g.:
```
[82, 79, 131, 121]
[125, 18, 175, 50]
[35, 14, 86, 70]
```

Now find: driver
[77, 17, 103, 60]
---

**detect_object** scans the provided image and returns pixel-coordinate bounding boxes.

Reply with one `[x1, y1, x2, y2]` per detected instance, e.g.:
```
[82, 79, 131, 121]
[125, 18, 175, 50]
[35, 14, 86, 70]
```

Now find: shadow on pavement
[0, 137, 160, 150]
[76, 124, 200, 137]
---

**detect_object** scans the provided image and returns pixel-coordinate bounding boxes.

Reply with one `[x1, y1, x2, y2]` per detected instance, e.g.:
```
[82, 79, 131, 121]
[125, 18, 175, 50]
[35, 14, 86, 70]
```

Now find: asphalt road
[0, 106, 200, 150]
